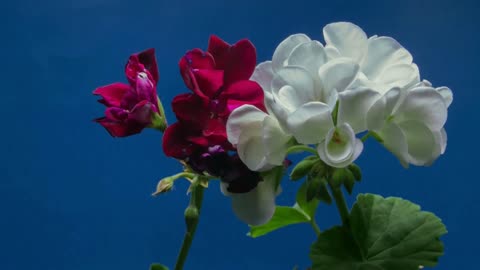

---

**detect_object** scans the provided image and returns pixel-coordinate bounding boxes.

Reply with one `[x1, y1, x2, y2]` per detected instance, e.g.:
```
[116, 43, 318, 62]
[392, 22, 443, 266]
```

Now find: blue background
[1, 0, 478, 269]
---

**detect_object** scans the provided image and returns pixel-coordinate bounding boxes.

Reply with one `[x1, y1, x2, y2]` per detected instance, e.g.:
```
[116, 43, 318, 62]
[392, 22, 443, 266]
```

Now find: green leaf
[296, 182, 319, 218]
[310, 194, 447, 270]
[150, 263, 169, 270]
[248, 206, 310, 238]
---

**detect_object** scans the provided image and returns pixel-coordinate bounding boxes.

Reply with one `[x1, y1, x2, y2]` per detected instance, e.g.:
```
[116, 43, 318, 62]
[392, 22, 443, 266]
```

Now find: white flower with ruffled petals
[227, 105, 291, 172]
[367, 84, 450, 167]
[323, 22, 420, 94]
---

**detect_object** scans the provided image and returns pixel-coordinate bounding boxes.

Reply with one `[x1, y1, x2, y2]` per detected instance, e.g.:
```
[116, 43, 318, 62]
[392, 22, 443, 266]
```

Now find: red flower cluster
[162, 36, 266, 193]
[94, 49, 164, 137]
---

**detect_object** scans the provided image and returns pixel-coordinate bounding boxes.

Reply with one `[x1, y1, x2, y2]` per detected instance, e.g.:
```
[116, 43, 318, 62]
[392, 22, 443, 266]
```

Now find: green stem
[286, 145, 318, 155]
[360, 131, 372, 142]
[310, 219, 321, 236]
[329, 184, 350, 226]
[174, 182, 205, 270]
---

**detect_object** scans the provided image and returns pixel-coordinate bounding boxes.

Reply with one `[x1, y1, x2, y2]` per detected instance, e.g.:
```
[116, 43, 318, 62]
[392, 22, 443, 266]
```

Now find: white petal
[286, 102, 334, 144]
[379, 122, 409, 167]
[287, 41, 328, 76]
[262, 116, 291, 165]
[272, 66, 316, 109]
[227, 105, 267, 145]
[436, 86, 453, 108]
[395, 86, 447, 131]
[251, 61, 274, 92]
[366, 95, 387, 131]
[361, 36, 413, 80]
[317, 123, 363, 168]
[323, 22, 368, 63]
[272, 34, 311, 72]
[318, 58, 359, 95]
[398, 120, 441, 166]
[437, 128, 448, 154]
[237, 131, 270, 171]
[337, 88, 381, 133]
[377, 63, 420, 90]
[229, 175, 278, 225]
[325, 45, 341, 60]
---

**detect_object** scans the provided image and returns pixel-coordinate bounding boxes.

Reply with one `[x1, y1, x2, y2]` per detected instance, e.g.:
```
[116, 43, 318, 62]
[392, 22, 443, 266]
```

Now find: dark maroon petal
[179, 49, 216, 98]
[136, 48, 159, 84]
[126, 48, 159, 85]
[221, 155, 262, 193]
[129, 100, 153, 125]
[163, 122, 199, 158]
[105, 107, 129, 121]
[192, 69, 224, 98]
[93, 83, 130, 107]
[223, 39, 257, 85]
[172, 93, 209, 125]
[95, 117, 143, 137]
[222, 80, 266, 113]
[207, 35, 231, 70]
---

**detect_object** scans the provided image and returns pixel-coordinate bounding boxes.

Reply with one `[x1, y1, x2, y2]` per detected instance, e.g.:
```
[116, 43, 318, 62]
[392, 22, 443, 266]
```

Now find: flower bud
[152, 177, 174, 196]
[348, 163, 362, 182]
[290, 157, 319, 181]
[331, 168, 355, 190]
[184, 205, 199, 231]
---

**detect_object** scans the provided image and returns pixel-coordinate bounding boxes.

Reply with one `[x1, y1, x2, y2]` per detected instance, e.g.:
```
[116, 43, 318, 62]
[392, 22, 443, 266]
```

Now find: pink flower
[94, 49, 165, 137]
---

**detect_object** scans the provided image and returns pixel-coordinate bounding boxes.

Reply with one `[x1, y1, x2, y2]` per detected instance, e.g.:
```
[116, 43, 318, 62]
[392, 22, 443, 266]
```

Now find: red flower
[94, 49, 165, 137]
[162, 36, 267, 193]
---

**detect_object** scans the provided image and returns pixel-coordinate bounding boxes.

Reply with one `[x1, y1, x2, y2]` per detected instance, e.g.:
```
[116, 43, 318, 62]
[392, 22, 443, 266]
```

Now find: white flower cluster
[227, 22, 452, 171]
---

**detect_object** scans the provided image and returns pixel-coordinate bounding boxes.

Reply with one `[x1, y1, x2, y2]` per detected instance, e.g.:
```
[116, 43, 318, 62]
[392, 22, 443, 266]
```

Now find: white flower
[227, 105, 291, 172]
[367, 85, 449, 167]
[220, 168, 281, 226]
[323, 22, 420, 94]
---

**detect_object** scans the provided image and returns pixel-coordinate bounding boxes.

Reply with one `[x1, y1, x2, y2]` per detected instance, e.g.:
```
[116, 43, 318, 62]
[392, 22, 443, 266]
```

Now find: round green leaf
[310, 194, 447, 270]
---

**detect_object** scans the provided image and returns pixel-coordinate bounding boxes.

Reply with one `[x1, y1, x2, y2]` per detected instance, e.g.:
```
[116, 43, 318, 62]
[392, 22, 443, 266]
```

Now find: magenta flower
[94, 49, 165, 137]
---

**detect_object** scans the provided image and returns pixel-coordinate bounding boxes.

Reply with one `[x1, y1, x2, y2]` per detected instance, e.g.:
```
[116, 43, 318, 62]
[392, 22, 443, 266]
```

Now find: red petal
[179, 49, 216, 99]
[162, 122, 199, 158]
[93, 83, 130, 107]
[136, 48, 159, 84]
[172, 93, 209, 125]
[223, 39, 257, 85]
[126, 48, 160, 85]
[192, 69, 224, 98]
[207, 35, 231, 70]
[222, 80, 266, 113]
[95, 117, 142, 137]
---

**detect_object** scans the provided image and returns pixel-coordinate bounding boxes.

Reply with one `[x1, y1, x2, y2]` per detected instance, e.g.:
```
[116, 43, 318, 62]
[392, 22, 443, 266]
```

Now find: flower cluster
[228, 22, 452, 170]
[93, 49, 166, 137]
[162, 36, 279, 225]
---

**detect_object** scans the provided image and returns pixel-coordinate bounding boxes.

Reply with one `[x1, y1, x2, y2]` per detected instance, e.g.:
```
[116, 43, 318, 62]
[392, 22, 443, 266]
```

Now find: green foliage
[291, 158, 319, 181]
[310, 194, 447, 270]
[150, 263, 169, 270]
[248, 182, 320, 238]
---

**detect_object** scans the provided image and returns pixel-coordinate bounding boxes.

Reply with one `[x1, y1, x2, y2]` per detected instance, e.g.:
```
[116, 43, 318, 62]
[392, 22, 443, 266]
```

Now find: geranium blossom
[162, 35, 279, 225]
[94, 49, 164, 137]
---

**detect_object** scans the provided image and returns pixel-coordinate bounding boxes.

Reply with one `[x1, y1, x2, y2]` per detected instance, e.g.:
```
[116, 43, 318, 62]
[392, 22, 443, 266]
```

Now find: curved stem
[329, 184, 350, 226]
[286, 145, 318, 155]
[310, 219, 321, 236]
[174, 183, 205, 270]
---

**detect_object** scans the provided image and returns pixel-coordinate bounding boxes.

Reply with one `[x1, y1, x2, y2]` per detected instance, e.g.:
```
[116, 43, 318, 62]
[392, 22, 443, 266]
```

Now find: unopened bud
[290, 158, 318, 181]
[184, 205, 199, 231]
[331, 168, 355, 190]
[348, 163, 362, 182]
[152, 177, 174, 196]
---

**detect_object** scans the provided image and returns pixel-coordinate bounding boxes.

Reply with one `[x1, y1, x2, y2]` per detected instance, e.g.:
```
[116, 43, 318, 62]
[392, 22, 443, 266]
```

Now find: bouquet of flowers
[93, 22, 452, 270]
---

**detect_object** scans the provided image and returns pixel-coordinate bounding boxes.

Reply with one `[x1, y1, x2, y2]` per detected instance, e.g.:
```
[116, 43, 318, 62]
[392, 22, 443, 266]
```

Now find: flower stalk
[329, 183, 350, 226]
[174, 179, 205, 270]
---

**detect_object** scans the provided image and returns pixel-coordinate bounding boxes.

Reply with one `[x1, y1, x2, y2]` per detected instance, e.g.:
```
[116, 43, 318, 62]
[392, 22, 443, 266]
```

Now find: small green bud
[343, 169, 356, 194]
[331, 168, 355, 189]
[184, 205, 199, 231]
[290, 158, 318, 181]
[150, 263, 169, 270]
[152, 177, 174, 196]
[316, 177, 332, 204]
[348, 163, 362, 182]
[306, 174, 322, 202]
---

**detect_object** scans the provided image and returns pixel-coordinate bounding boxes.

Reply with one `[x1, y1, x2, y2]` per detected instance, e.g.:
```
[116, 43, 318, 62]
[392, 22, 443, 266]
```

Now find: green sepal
[316, 177, 332, 204]
[331, 168, 354, 189]
[150, 263, 169, 270]
[348, 163, 362, 182]
[310, 194, 447, 270]
[306, 174, 322, 202]
[343, 169, 356, 194]
[290, 157, 319, 181]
